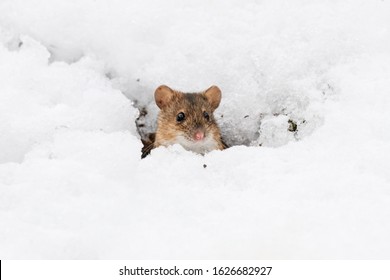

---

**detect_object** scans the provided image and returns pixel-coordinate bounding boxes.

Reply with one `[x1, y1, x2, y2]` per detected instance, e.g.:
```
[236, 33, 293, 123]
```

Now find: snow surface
[0, 0, 390, 259]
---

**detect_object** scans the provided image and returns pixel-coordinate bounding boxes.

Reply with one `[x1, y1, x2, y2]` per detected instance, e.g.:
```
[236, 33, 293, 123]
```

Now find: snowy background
[0, 0, 390, 259]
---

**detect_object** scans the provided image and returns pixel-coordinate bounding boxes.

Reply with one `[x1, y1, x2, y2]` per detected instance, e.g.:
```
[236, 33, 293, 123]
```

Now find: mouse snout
[194, 131, 204, 141]
[192, 121, 207, 141]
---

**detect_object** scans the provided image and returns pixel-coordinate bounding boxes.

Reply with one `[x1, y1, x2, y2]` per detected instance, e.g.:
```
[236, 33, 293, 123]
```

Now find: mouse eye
[176, 112, 185, 122]
[203, 111, 210, 121]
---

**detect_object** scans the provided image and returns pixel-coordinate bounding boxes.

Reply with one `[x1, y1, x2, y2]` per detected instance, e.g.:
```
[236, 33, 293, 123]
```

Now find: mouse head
[154, 85, 222, 152]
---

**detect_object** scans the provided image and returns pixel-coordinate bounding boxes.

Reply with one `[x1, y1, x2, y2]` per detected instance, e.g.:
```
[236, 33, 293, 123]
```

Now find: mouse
[141, 85, 227, 158]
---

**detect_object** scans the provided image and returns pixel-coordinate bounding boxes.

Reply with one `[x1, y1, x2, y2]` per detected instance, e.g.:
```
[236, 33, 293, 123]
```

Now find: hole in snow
[129, 83, 333, 152]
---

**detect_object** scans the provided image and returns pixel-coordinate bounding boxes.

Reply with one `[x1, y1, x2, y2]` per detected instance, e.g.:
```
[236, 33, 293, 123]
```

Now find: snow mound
[0, 34, 137, 163]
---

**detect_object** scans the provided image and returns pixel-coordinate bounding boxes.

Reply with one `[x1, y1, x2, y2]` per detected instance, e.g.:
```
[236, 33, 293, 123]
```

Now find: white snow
[0, 0, 390, 259]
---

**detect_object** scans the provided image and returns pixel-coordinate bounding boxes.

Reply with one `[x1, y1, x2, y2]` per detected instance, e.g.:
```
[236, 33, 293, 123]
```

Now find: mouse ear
[203, 85, 221, 110]
[154, 85, 176, 109]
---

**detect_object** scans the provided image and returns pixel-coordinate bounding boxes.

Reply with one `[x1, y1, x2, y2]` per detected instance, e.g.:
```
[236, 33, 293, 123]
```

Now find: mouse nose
[194, 130, 204, 141]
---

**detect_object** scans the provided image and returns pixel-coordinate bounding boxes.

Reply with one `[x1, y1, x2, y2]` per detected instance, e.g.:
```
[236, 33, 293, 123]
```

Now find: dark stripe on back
[184, 93, 197, 105]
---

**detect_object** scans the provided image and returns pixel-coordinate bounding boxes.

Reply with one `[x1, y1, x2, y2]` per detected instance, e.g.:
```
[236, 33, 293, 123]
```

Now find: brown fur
[141, 85, 226, 158]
